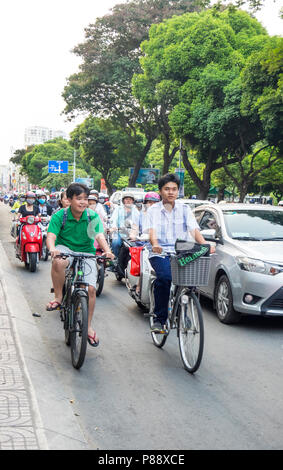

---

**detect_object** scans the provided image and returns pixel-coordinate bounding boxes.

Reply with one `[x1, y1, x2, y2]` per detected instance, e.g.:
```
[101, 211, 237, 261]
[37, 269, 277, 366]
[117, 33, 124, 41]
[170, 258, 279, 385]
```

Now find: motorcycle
[10, 208, 20, 238]
[15, 215, 43, 272]
[124, 234, 153, 312]
[39, 216, 50, 261]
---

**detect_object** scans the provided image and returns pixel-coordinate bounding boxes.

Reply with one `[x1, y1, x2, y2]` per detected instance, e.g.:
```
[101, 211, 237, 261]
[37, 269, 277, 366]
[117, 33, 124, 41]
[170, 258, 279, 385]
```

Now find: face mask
[38, 199, 46, 205]
[27, 199, 35, 205]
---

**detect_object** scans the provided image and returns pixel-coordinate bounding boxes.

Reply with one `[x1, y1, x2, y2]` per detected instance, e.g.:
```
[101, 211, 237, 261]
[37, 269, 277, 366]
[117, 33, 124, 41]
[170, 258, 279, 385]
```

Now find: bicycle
[148, 251, 211, 374]
[55, 251, 106, 369]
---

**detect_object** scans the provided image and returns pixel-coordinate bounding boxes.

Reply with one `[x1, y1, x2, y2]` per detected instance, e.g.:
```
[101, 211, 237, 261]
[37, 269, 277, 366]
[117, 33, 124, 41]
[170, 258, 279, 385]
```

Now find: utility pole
[73, 150, 76, 182]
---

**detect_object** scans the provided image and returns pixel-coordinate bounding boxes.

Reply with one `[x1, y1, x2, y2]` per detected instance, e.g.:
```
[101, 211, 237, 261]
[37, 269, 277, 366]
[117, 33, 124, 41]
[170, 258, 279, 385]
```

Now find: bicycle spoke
[178, 291, 204, 373]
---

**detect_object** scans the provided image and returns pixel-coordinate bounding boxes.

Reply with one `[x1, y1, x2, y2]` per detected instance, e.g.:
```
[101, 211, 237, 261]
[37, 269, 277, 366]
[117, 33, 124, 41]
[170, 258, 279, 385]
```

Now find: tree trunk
[129, 137, 153, 186]
[239, 183, 249, 203]
[218, 186, 225, 202]
[102, 174, 114, 196]
[162, 136, 179, 175]
[181, 148, 212, 200]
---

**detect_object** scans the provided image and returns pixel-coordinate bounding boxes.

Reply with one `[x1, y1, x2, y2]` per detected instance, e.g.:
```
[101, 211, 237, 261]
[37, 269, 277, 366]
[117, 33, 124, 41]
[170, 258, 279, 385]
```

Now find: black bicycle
[149, 252, 210, 374]
[56, 251, 105, 369]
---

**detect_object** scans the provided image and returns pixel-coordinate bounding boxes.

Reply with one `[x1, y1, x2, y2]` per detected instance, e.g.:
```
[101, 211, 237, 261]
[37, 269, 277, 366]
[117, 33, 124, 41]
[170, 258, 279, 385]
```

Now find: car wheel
[215, 274, 241, 324]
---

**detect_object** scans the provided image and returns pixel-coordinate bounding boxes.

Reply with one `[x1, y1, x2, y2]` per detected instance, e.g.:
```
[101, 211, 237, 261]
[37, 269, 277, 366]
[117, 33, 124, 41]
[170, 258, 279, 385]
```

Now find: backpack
[61, 208, 91, 230]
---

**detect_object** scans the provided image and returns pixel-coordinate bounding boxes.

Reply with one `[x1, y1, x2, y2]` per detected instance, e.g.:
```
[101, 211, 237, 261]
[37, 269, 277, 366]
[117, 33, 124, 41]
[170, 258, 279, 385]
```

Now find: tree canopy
[133, 7, 281, 198]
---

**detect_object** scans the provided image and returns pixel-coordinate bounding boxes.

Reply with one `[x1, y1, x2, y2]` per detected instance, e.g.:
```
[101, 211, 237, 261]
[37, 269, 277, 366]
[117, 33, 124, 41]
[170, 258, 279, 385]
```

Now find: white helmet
[122, 192, 135, 203]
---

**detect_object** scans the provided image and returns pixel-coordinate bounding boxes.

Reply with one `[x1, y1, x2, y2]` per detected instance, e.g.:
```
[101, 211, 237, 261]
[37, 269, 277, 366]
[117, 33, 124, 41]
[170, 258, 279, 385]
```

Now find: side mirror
[201, 228, 223, 244]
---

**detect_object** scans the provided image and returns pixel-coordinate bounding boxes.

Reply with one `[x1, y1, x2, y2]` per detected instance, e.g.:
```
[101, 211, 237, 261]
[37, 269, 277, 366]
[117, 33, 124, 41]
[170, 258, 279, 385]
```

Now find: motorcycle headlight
[236, 256, 281, 276]
[27, 216, 35, 224]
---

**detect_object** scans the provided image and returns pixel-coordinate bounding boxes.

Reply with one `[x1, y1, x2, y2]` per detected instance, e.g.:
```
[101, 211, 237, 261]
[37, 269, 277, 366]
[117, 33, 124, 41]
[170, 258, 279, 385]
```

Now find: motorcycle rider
[10, 193, 26, 238]
[89, 191, 107, 228]
[11, 193, 26, 211]
[17, 191, 40, 241]
[110, 192, 140, 256]
[36, 190, 53, 217]
[110, 192, 140, 279]
[139, 192, 160, 235]
[18, 191, 40, 218]
[48, 193, 59, 212]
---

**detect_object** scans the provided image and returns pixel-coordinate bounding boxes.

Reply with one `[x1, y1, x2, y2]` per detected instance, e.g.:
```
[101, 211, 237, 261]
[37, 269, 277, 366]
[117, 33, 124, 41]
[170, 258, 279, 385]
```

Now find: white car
[181, 198, 213, 209]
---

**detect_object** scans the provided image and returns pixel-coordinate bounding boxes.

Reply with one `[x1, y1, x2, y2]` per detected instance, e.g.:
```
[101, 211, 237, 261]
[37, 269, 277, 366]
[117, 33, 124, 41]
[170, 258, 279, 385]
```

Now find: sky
[0, 0, 282, 165]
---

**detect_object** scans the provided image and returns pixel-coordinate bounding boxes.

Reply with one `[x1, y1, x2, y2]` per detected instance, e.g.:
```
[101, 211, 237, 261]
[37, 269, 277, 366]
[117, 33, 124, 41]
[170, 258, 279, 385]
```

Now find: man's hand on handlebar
[101, 251, 115, 260]
[50, 248, 63, 259]
[152, 245, 163, 254]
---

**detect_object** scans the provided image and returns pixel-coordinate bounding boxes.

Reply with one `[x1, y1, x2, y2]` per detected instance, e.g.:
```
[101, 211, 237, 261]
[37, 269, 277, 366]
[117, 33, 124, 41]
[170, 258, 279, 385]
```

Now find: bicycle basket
[170, 255, 211, 286]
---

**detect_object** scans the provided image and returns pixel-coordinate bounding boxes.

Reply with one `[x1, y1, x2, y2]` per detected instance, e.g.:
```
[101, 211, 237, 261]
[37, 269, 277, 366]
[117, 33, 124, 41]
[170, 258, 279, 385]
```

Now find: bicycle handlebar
[54, 252, 112, 261]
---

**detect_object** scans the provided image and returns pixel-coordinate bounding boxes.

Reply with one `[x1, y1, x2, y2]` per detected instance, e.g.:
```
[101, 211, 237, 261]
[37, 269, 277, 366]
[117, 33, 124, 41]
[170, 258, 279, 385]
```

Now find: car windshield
[223, 210, 283, 240]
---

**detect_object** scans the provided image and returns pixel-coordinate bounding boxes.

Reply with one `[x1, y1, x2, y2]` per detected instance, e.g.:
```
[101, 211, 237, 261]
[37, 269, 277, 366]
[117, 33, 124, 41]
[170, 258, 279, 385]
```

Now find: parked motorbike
[39, 216, 50, 261]
[15, 215, 43, 272]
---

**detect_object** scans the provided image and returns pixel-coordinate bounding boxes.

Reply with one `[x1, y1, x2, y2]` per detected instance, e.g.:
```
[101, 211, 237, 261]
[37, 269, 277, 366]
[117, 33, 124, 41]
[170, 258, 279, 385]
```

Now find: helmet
[90, 189, 99, 196]
[26, 191, 36, 198]
[144, 191, 160, 203]
[88, 194, 98, 201]
[36, 190, 46, 198]
[122, 192, 135, 203]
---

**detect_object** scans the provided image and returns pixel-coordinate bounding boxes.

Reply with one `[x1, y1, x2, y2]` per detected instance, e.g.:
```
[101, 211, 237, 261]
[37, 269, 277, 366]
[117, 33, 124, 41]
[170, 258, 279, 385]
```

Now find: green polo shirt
[48, 207, 104, 254]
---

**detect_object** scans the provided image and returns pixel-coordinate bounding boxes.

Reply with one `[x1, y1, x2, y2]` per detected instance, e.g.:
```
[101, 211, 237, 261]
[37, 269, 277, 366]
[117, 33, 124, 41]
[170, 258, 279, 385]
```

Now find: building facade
[24, 126, 68, 147]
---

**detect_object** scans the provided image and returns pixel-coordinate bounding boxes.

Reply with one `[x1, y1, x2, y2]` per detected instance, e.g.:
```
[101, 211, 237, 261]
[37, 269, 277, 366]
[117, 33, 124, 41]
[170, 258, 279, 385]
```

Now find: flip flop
[46, 300, 62, 311]
[87, 332, 99, 347]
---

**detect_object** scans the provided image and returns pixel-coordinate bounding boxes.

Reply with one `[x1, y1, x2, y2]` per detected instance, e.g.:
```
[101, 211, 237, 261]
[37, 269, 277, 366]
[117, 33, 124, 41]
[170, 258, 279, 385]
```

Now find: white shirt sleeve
[184, 205, 199, 232]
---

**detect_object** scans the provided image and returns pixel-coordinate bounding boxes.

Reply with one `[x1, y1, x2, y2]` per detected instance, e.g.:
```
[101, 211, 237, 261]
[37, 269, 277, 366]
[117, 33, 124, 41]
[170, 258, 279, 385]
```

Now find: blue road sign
[48, 160, 69, 174]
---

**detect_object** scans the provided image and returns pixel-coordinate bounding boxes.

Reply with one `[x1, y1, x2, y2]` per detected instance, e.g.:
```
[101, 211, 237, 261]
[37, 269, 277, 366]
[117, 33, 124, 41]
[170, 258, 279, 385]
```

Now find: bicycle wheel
[149, 282, 168, 348]
[178, 290, 204, 374]
[70, 292, 88, 369]
[96, 263, 105, 297]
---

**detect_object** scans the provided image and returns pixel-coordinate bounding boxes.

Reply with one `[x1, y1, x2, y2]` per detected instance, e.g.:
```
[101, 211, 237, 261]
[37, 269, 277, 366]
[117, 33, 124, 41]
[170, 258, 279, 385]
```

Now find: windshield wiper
[232, 236, 262, 241]
[260, 237, 283, 241]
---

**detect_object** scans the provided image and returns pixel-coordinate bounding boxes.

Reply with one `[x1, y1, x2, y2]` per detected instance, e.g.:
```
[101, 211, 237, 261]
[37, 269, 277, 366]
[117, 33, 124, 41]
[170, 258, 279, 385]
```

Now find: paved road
[1, 203, 283, 450]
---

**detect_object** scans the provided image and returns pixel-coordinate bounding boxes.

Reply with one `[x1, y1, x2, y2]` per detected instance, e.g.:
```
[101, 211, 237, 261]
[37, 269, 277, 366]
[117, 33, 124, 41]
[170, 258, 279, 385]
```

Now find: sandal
[87, 332, 99, 347]
[46, 300, 62, 311]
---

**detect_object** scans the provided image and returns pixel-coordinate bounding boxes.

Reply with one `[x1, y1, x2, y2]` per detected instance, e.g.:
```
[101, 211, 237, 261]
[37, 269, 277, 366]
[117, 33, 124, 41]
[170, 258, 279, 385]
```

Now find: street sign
[48, 160, 69, 174]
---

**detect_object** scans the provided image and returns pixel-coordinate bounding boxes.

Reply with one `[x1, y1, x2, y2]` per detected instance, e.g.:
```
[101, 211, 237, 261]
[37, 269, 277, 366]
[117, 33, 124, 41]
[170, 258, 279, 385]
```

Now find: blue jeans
[111, 233, 122, 257]
[150, 256, 172, 325]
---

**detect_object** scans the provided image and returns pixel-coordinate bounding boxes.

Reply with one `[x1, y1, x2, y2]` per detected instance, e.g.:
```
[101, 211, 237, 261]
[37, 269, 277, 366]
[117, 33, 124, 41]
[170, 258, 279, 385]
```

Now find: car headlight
[236, 256, 281, 276]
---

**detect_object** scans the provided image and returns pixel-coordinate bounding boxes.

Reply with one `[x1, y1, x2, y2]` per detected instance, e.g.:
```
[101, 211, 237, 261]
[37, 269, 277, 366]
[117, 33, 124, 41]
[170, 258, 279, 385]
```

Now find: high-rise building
[24, 126, 68, 147]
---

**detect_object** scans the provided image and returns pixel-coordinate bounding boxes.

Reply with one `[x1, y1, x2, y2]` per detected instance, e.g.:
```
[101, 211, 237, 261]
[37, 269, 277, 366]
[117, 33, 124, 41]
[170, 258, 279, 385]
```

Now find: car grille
[261, 287, 283, 315]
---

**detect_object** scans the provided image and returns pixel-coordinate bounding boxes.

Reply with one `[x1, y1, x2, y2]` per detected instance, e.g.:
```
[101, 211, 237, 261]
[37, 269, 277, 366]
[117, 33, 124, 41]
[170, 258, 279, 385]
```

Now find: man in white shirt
[147, 173, 214, 332]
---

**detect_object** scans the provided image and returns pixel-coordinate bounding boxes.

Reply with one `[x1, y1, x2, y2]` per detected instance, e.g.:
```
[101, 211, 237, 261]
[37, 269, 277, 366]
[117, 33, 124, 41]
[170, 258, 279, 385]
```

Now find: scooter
[124, 234, 153, 312]
[15, 215, 42, 272]
[39, 216, 50, 261]
[10, 208, 20, 238]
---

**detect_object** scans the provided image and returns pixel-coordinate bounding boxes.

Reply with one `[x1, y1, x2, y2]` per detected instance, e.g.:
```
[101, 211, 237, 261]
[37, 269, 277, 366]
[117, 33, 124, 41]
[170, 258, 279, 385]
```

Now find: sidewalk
[0, 248, 48, 450]
[0, 205, 90, 450]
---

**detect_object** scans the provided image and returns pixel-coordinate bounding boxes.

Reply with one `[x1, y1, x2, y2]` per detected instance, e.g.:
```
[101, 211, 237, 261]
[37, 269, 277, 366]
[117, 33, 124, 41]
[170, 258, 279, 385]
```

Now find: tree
[14, 138, 87, 189]
[70, 117, 144, 194]
[62, 0, 208, 185]
[133, 7, 275, 198]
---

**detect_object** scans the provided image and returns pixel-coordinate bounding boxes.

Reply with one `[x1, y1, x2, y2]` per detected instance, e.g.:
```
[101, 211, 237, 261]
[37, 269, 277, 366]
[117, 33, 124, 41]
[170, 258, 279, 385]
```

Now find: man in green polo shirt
[46, 183, 114, 347]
